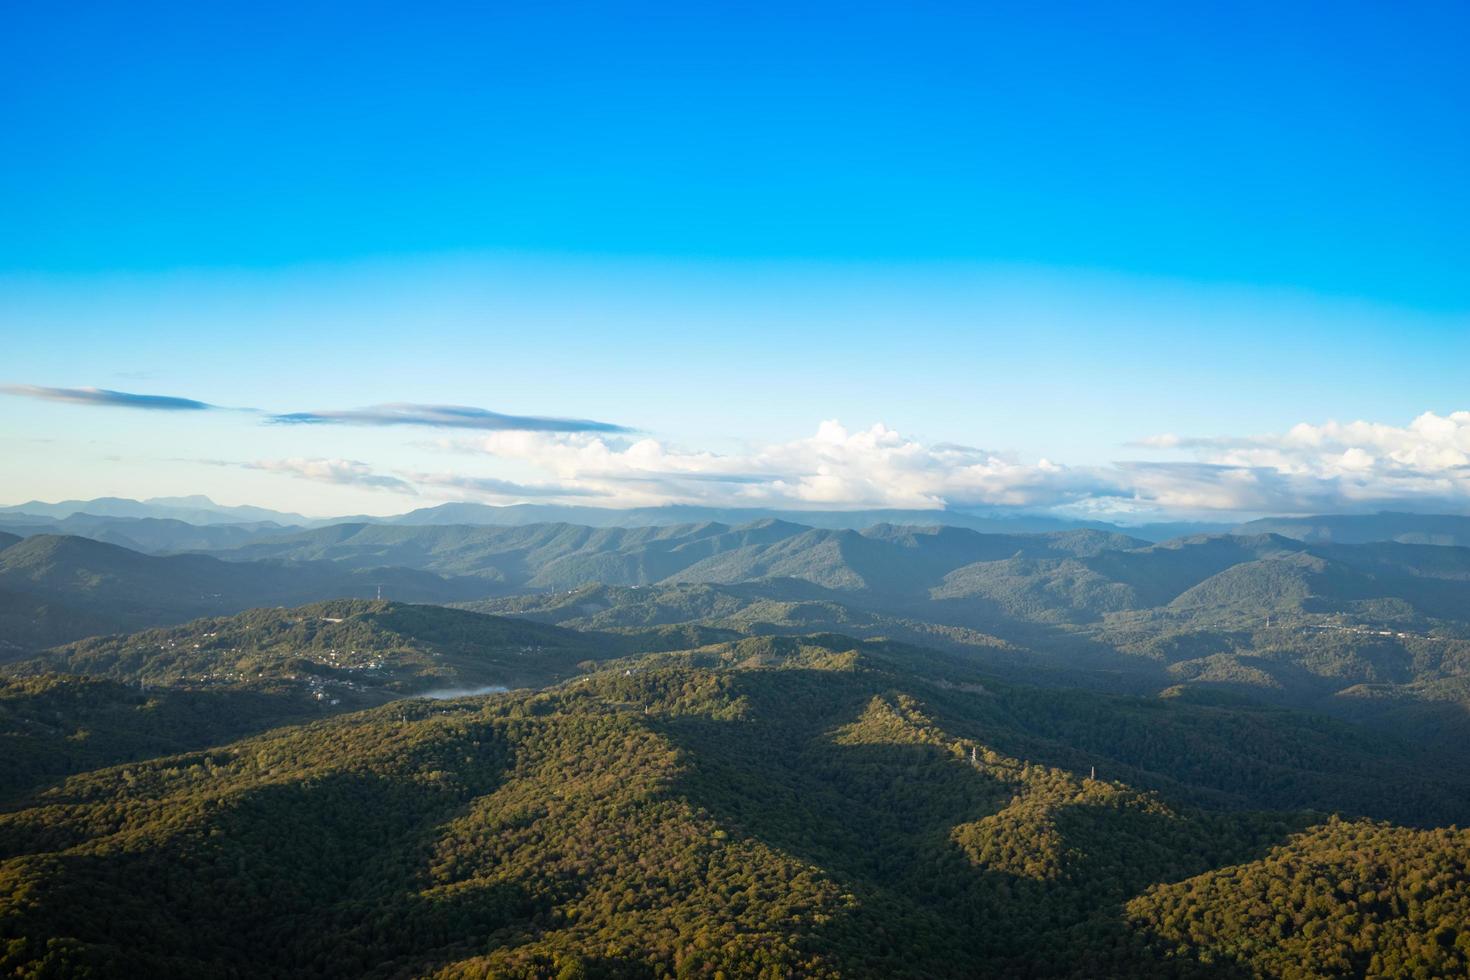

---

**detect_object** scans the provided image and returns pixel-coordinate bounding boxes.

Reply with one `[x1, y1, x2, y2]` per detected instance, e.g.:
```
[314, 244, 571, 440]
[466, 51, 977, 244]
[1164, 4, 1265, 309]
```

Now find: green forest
[4, 522, 1470, 977]
[3, 621, 1468, 977]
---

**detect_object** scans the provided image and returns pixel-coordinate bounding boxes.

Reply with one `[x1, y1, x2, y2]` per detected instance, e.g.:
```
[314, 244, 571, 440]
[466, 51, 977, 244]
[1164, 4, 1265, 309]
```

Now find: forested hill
[1, 636, 1467, 977]
[204, 521, 1470, 632]
[206, 519, 1149, 591]
[1235, 511, 1470, 546]
[11, 599, 719, 702]
[0, 673, 335, 802]
[2, 521, 1468, 977]
[9, 523, 1470, 730]
[451, 528, 1470, 727]
[0, 512, 292, 554]
[0, 533, 489, 654]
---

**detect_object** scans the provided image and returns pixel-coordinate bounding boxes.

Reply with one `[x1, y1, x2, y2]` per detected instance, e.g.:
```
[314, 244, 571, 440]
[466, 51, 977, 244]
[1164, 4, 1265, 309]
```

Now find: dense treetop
[2, 627, 1468, 977]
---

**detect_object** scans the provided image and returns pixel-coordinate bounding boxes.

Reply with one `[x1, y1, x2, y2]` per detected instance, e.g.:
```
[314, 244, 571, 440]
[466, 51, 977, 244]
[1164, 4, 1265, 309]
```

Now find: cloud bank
[267, 403, 631, 433]
[425, 422, 1118, 510]
[2, 385, 218, 411]
[184, 410, 1470, 519]
[1127, 411, 1470, 513]
[408, 411, 1470, 517]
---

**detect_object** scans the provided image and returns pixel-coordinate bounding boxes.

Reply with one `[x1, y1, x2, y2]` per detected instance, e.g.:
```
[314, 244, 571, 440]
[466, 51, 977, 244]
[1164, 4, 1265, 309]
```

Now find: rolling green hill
[207, 522, 1470, 637]
[14, 600, 613, 701]
[0, 534, 491, 652]
[1126, 817, 1470, 977]
[1, 634, 1466, 977]
[422, 523, 1470, 721]
[0, 674, 332, 802]
[456, 582, 1061, 692]
[929, 534, 1308, 622]
[208, 520, 1148, 593]
[464, 581, 1009, 650]
[5, 518, 1470, 977]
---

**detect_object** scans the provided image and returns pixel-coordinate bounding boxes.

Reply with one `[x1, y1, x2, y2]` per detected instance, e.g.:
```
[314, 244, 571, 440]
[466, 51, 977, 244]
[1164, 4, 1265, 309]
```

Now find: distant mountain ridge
[0, 513, 293, 554]
[9, 517, 1470, 717]
[372, 501, 1161, 535]
[209, 520, 1152, 593]
[0, 494, 310, 526]
[1235, 511, 1470, 546]
[208, 519, 1470, 622]
[0, 494, 1229, 538]
[12, 495, 1470, 548]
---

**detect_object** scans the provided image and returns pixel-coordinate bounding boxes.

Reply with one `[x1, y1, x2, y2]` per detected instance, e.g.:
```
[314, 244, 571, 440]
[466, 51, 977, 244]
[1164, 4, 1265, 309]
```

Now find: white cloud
[1130, 411, 1470, 513]
[435, 421, 1123, 511]
[235, 413, 1470, 518]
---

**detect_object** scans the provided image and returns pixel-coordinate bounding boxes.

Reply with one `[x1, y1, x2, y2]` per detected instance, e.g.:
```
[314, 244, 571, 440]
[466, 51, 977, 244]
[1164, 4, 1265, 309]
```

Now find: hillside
[462, 583, 1034, 676]
[0, 674, 332, 801]
[929, 535, 1307, 621]
[208, 520, 1148, 593]
[1237, 511, 1470, 547]
[1127, 817, 1470, 977]
[1, 637, 1466, 977]
[204, 522, 1470, 643]
[15, 600, 616, 702]
[429, 526, 1470, 716]
[0, 534, 490, 651]
[0, 513, 293, 554]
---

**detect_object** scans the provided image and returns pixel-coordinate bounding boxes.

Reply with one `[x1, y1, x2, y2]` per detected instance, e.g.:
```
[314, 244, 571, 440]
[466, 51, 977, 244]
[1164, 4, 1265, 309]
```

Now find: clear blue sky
[2, 2, 1468, 518]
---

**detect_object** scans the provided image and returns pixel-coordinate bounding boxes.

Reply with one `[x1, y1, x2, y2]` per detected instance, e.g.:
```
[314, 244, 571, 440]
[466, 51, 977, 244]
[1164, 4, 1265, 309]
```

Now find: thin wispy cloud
[242, 458, 417, 494]
[1, 385, 220, 412]
[267, 403, 631, 433]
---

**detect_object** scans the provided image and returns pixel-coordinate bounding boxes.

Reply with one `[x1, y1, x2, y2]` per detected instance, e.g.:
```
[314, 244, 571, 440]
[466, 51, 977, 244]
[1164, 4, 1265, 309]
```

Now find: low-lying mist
[418, 684, 510, 701]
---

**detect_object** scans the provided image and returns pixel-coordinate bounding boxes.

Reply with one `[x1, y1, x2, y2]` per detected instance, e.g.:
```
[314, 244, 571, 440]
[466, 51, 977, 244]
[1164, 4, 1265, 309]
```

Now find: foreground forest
[2, 620, 1469, 977]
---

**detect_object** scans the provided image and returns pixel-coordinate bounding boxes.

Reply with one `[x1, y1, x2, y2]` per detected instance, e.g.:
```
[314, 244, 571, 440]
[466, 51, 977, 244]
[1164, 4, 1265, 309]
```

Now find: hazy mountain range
[3, 494, 1229, 537]
[6, 514, 1470, 727]
[5, 497, 1470, 975]
[0, 494, 312, 526]
[11, 495, 1470, 561]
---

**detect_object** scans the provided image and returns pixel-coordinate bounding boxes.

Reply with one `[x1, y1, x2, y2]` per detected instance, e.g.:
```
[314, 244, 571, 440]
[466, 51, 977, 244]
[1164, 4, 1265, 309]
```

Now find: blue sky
[2, 2, 1468, 518]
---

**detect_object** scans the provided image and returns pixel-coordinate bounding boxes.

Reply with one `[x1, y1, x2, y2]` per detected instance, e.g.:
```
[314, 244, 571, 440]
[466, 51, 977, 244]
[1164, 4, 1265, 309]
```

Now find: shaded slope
[2, 640, 1466, 977]
[0, 534, 489, 649]
[0, 514, 289, 554]
[1237, 511, 1470, 547]
[14, 600, 609, 698]
[209, 521, 1147, 595]
[0, 674, 332, 802]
